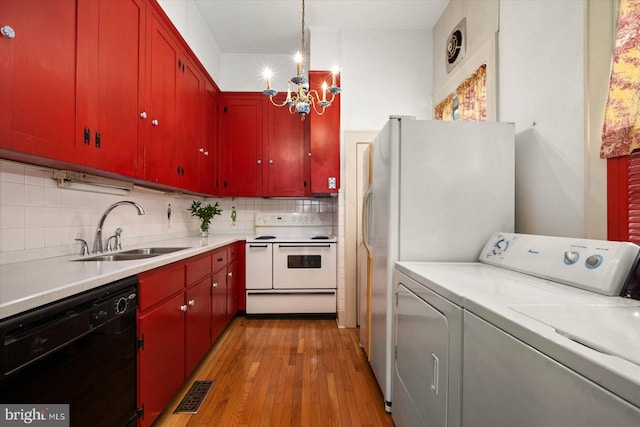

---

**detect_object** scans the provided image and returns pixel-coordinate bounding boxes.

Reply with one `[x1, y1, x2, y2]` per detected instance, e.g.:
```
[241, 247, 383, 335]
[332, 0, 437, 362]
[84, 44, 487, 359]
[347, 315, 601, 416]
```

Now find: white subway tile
[2, 228, 25, 252]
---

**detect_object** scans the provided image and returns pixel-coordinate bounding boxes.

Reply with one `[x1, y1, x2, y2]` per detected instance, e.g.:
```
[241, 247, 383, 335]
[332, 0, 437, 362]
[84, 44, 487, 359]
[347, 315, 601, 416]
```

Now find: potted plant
[188, 201, 223, 237]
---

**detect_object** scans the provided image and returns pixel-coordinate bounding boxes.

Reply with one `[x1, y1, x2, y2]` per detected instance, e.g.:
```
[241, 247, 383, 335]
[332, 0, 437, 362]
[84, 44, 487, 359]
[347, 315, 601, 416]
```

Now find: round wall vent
[445, 18, 466, 73]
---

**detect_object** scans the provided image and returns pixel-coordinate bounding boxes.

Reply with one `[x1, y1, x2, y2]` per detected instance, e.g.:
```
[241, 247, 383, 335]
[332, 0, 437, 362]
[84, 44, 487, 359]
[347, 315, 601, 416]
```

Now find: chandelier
[261, 0, 341, 119]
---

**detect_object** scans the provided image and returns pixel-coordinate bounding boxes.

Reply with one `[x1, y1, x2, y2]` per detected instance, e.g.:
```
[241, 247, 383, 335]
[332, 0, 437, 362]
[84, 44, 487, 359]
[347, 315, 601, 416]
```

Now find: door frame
[344, 131, 378, 328]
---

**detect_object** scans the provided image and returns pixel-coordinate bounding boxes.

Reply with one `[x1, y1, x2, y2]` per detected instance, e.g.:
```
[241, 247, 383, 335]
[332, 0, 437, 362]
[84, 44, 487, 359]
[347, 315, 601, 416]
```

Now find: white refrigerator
[364, 117, 515, 411]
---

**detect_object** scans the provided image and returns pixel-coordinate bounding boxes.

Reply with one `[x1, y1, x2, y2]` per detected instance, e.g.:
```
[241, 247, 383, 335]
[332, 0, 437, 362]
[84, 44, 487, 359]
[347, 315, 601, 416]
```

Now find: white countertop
[0, 234, 247, 320]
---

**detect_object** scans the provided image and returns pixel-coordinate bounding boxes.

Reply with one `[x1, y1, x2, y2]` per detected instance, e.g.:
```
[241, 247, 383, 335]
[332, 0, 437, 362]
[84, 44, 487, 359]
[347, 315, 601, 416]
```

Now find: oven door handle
[277, 244, 333, 248]
[248, 244, 270, 248]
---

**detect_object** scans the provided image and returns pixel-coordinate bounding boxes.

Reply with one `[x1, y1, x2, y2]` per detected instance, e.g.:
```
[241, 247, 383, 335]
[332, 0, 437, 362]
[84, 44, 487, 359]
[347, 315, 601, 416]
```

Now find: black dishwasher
[0, 276, 139, 426]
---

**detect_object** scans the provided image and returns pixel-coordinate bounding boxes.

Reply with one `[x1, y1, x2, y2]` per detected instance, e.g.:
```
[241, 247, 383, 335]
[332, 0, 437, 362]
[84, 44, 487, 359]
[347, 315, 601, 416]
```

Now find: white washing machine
[392, 232, 640, 427]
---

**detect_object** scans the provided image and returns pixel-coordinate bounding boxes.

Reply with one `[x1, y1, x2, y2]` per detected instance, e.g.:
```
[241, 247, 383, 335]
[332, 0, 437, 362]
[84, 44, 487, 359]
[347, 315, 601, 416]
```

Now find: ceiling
[192, 0, 450, 55]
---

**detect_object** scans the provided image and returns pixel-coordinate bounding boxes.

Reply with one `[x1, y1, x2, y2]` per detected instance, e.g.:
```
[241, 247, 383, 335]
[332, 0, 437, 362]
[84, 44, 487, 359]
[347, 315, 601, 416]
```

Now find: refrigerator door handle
[363, 186, 373, 256]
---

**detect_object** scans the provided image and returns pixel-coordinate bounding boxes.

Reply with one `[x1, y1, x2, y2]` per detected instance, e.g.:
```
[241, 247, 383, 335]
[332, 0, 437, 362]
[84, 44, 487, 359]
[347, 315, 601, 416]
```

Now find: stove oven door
[273, 243, 337, 289]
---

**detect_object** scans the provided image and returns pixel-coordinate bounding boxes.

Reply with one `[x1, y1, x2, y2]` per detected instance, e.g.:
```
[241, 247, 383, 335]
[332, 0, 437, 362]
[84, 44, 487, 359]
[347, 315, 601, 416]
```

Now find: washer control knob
[492, 238, 508, 255]
[585, 254, 603, 269]
[563, 251, 580, 265]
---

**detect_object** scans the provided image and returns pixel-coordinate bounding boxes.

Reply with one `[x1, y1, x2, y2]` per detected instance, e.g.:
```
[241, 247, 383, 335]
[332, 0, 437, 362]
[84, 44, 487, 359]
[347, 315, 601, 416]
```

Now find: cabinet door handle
[180, 304, 188, 312]
[269, 159, 274, 164]
[95, 132, 101, 148]
[188, 299, 195, 307]
[257, 159, 262, 165]
[151, 119, 159, 126]
[204, 151, 209, 156]
[140, 111, 147, 119]
[199, 148, 204, 153]
[83, 127, 90, 145]
[217, 257, 224, 262]
[228, 272, 233, 277]
[213, 282, 218, 288]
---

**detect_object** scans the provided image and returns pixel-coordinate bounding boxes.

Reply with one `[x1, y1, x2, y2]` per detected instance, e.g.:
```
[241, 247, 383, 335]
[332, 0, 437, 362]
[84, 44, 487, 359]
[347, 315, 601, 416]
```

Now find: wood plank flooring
[154, 317, 395, 427]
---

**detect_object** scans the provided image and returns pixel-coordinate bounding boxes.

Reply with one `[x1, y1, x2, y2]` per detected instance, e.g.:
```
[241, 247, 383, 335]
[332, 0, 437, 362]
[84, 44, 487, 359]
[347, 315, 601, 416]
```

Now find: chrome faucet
[93, 201, 145, 253]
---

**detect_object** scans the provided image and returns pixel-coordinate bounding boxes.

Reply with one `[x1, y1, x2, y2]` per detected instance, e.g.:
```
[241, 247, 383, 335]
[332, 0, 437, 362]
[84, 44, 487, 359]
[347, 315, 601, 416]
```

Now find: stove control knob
[563, 251, 580, 265]
[585, 254, 603, 269]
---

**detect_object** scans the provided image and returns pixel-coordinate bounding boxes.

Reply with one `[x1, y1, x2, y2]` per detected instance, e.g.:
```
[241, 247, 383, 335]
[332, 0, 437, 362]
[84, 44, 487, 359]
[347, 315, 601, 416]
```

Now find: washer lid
[510, 304, 640, 367]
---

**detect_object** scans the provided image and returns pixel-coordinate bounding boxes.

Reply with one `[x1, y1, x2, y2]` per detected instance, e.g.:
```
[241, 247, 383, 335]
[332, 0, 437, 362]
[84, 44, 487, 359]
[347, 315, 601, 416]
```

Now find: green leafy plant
[188, 201, 223, 233]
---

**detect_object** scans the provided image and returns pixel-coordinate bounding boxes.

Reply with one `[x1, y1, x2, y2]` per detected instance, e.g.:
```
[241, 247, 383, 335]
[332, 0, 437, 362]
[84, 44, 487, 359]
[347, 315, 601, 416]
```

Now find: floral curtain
[601, 0, 640, 159]
[435, 94, 454, 120]
[456, 64, 487, 121]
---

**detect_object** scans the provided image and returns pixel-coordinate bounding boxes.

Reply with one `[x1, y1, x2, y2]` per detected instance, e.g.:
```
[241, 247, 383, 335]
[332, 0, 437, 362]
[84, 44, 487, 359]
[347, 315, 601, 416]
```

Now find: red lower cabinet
[211, 267, 228, 342]
[185, 276, 213, 376]
[137, 242, 244, 426]
[137, 292, 185, 427]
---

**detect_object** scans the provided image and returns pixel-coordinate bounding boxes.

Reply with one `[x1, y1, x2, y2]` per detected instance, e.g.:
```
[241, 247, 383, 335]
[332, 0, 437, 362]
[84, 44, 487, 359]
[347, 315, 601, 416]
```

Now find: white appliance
[245, 212, 337, 315]
[364, 117, 515, 411]
[393, 232, 640, 427]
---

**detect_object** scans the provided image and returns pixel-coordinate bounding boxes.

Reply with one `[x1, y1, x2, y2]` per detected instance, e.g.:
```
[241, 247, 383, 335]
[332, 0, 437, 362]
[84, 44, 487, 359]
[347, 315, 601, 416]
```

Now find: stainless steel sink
[71, 247, 190, 261]
[119, 247, 191, 255]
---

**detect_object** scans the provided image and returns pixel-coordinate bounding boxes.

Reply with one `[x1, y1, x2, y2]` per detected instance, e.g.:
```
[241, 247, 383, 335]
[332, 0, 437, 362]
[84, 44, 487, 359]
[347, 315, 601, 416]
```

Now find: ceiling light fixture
[261, 0, 341, 120]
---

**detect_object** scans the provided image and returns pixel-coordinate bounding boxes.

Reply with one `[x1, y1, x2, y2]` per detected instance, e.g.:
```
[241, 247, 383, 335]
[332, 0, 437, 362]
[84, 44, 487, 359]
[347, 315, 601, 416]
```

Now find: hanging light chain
[301, 0, 306, 61]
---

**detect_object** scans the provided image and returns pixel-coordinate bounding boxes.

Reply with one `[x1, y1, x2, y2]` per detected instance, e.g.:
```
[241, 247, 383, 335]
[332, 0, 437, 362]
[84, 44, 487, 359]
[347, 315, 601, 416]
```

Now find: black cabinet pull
[217, 257, 224, 262]
[95, 132, 101, 148]
[83, 128, 90, 145]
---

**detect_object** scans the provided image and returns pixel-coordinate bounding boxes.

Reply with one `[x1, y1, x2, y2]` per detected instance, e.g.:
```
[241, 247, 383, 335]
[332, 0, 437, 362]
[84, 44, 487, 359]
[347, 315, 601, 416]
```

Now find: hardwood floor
[154, 316, 395, 427]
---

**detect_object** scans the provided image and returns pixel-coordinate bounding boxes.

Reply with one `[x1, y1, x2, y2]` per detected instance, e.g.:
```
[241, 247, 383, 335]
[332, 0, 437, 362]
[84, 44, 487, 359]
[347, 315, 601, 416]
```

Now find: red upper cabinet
[219, 93, 264, 197]
[265, 103, 309, 197]
[0, 0, 79, 164]
[77, 0, 145, 177]
[200, 81, 220, 195]
[143, 10, 178, 186]
[175, 55, 204, 192]
[309, 70, 341, 195]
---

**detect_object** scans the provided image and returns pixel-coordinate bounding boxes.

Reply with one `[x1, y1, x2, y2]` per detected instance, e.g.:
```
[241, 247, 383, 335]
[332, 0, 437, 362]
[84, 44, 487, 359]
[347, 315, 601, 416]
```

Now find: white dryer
[393, 232, 640, 427]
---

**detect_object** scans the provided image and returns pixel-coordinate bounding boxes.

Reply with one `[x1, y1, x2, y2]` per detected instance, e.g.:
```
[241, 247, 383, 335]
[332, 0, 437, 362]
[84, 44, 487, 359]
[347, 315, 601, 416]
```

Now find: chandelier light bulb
[295, 52, 303, 76]
[263, 68, 273, 88]
[262, 67, 277, 97]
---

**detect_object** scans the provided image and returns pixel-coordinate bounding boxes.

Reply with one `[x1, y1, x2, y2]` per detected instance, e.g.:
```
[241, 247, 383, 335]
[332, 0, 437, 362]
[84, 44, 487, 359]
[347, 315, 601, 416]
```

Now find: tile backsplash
[0, 160, 338, 265]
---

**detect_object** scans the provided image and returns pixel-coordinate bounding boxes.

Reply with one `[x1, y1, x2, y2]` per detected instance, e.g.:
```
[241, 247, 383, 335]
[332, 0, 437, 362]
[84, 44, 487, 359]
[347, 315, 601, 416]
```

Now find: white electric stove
[392, 232, 640, 427]
[245, 213, 337, 315]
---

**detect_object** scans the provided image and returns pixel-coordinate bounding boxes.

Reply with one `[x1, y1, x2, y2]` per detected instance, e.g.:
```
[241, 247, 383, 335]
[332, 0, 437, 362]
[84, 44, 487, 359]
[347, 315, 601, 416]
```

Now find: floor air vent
[173, 380, 215, 414]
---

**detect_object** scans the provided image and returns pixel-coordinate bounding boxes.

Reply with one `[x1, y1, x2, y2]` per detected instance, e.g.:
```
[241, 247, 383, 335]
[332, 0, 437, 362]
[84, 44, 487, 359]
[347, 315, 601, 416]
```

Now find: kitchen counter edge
[0, 234, 247, 320]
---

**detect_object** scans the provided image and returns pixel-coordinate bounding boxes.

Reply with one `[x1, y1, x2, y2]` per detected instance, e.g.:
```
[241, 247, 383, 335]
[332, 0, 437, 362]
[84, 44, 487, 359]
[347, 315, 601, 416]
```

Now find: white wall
[340, 29, 432, 131]
[215, 29, 433, 131]
[499, 0, 585, 238]
[219, 54, 293, 92]
[157, 0, 222, 83]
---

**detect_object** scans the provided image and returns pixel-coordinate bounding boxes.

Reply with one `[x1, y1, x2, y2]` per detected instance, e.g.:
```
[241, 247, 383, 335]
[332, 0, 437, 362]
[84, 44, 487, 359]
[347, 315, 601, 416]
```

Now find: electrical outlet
[328, 177, 336, 189]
